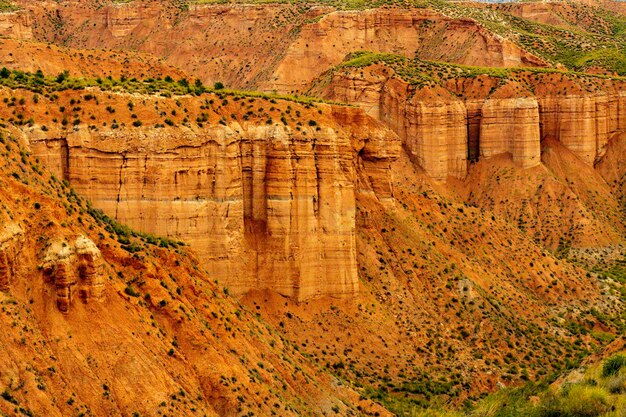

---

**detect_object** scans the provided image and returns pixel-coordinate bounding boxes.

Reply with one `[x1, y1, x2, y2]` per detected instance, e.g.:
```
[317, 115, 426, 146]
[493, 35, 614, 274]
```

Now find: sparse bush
[124, 286, 140, 297]
[603, 354, 626, 377]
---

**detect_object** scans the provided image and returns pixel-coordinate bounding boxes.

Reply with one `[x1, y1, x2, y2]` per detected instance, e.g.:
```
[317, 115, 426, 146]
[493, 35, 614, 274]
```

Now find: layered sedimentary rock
[480, 97, 541, 168]
[323, 70, 469, 180]
[0, 221, 24, 291]
[39, 236, 104, 312]
[0, 11, 32, 40]
[538, 94, 614, 164]
[28, 113, 399, 301]
[324, 70, 467, 180]
[319, 66, 626, 180]
[5, 1, 546, 91]
[399, 95, 468, 180]
[265, 8, 546, 92]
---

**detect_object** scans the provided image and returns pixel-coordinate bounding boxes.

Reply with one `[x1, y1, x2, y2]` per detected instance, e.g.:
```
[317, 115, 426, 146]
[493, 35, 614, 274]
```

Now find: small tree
[56, 70, 69, 83]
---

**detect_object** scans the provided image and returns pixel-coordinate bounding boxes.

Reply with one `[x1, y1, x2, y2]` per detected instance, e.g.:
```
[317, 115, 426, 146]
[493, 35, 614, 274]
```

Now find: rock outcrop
[324, 69, 468, 180]
[26, 103, 400, 301]
[538, 94, 613, 164]
[266, 8, 545, 92]
[480, 97, 541, 168]
[5, 1, 546, 91]
[0, 221, 24, 291]
[40, 236, 104, 312]
[0, 11, 32, 40]
[318, 65, 626, 180]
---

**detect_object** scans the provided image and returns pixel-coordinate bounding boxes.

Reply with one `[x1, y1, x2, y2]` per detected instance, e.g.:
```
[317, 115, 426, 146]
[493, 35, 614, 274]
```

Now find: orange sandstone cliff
[3, 0, 546, 91]
[0, 128, 385, 416]
[2, 86, 400, 301]
[316, 62, 626, 180]
[0, 2, 624, 412]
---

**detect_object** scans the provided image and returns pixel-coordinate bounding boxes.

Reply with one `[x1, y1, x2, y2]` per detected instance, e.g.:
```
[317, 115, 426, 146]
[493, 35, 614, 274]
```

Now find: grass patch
[0, 67, 346, 107]
[0, 0, 18, 12]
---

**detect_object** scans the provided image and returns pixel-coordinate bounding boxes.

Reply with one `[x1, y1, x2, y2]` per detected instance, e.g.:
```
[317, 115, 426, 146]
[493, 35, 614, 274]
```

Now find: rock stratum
[0, 128, 382, 416]
[3, 0, 546, 91]
[1, 1, 624, 182]
[39, 235, 105, 312]
[2, 86, 399, 301]
[316, 59, 626, 180]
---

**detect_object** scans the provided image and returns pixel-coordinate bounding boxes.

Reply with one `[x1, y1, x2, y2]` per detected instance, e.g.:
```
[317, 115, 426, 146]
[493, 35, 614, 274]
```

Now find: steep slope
[0, 54, 620, 412]
[243, 149, 625, 412]
[0, 38, 186, 80]
[450, 340, 626, 417]
[597, 131, 626, 214]
[0, 2, 624, 415]
[0, 128, 387, 416]
[313, 55, 626, 251]
[5, 0, 626, 89]
[457, 140, 623, 252]
[0, 67, 401, 301]
[0, 0, 546, 92]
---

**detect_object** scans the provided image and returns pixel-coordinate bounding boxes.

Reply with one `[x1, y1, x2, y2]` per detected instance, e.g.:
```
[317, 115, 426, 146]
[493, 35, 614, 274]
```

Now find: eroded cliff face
[395, 90, 468, 181]
[17, 91, 400, 301]
[323, 69, 468, 180]
[263, 8, 546, 93]
[317, 65, 626, 180]
[538, 94, 617, 164]
[480, 96, 541, 168]
[0, 128, 384, 417]
[0, 10, 32, 40]
[40, 236, 105, 312]
[0, 221, 23, 292]
[7, 0, 546, 91]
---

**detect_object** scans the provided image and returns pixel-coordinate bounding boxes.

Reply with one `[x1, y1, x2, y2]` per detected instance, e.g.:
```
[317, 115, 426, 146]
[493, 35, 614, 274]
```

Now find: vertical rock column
[253, 125, 359, 301]
[378, 81, 468, 180]
[538, 95, 606, 164]
[0, 222, 24, 292]
[402, 99, 468, 180]
[27, 116, 398, 301]
[480, 97, 541, 167]
[75, 236, 105, 302]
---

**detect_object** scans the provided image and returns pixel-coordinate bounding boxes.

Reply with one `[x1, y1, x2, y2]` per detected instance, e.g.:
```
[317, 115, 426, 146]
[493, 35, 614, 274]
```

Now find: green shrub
[124, 286, 140, 297]
[603, 354, 626, 378]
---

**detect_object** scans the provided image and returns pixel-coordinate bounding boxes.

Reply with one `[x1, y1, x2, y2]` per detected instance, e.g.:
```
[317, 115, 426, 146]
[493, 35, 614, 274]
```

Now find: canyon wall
[480, 97, 541, 168]
[7, 1, 545, 91]
[26, 108, 400, 301]
[0, 10, 32, 40]
[325, 71, 468, 180]
[537, 93, 626, 164]
[319, 67, 626, 180]
[0, 221, 23, 292]
[263, 8, 546, 93]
